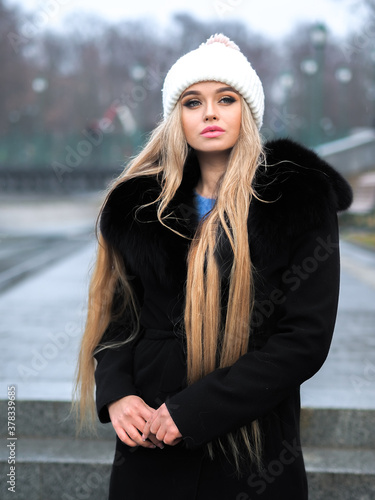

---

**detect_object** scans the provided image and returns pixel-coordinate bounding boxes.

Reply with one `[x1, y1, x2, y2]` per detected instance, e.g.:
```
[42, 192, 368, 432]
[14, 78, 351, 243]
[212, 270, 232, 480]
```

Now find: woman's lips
[200, 126, 225, 138]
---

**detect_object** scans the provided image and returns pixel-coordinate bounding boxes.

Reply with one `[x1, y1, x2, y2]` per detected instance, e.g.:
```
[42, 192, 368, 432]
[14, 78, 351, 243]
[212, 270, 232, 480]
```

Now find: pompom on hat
[162, 33, 265, 129]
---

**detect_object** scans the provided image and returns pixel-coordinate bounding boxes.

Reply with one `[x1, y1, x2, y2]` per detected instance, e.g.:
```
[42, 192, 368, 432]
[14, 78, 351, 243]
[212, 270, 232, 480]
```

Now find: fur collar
[260, 138, 352, 212]
[246, 139, 353, 256]
[100, 139, 352, 285]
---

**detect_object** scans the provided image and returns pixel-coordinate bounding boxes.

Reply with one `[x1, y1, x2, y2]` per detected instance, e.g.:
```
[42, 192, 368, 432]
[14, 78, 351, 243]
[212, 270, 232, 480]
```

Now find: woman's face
[180, 81, 242, 155]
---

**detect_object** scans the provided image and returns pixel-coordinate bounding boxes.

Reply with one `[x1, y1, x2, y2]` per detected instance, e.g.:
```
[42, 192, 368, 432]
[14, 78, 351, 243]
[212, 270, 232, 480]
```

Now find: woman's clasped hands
[108, 395, 182, 450]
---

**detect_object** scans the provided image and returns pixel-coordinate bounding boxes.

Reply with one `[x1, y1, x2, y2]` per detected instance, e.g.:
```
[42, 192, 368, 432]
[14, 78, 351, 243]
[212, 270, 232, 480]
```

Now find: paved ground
[302, 240, 375, 409]
[0, 194, 374, 409]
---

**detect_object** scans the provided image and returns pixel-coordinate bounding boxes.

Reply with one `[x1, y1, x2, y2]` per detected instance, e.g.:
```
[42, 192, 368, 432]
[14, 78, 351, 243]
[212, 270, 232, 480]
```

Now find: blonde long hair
[75, 96, 265, 470]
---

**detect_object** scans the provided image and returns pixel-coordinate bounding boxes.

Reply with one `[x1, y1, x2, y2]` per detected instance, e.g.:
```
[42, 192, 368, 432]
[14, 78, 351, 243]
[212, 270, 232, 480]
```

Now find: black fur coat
[95, 139, 352, 500]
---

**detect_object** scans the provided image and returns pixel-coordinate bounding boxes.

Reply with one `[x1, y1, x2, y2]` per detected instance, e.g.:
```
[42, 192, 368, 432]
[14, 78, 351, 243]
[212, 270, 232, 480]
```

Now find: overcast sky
[6, 0, 366, 39]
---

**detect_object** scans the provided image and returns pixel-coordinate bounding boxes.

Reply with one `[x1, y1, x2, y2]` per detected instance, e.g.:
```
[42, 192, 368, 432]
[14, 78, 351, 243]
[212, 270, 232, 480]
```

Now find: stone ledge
[303, 447, 375, 475]
[1, 438, 375, 474]
[1, 440, 374, 500]
[0, 437, 114, 464]
[2, 400, 375, 450]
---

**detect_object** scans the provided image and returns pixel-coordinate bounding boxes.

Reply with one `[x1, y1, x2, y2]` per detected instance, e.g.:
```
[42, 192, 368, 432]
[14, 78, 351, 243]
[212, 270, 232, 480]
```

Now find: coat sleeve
[94, 276, 144, 424]
[166, 209, 340, 448]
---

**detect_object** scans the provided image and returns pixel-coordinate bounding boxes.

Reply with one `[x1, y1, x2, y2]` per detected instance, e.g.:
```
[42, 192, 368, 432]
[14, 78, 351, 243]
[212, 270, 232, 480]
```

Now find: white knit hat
[162, 33, 265, 129]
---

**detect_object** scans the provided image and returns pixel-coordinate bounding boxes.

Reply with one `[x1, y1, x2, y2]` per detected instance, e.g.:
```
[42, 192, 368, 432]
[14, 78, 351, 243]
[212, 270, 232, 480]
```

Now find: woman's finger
[146, 432, 164, 449]
[117, 414, 163, 449]
[155, 427, 166, 443]
[131, 416, 163, 448]
[126, 425, 157, 448]
[114, 424, 140, 447]
[113, 425, 138, 447]
[137, 406, 154, 423]
[142, 418, 152, 441]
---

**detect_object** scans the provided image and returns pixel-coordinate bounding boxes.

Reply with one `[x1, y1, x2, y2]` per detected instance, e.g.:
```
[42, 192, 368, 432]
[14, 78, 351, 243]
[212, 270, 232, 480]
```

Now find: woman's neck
[195, 150, 230, 198]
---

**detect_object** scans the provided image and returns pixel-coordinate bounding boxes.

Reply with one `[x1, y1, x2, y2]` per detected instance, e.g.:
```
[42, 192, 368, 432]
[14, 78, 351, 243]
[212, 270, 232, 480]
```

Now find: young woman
[76, 34, 352, 499]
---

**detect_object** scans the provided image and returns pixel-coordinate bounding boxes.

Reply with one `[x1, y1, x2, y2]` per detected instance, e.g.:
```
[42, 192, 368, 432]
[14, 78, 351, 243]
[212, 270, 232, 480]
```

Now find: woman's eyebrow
[215, 86, 239, 94]
[181, 90, 201, 99]
[181, 86, 239, 99]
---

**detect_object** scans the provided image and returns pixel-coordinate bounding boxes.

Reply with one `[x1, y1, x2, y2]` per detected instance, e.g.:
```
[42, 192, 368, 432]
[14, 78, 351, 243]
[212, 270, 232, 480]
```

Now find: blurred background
[1, 2, 375, 498]
[0, 1, 375, 205]
[1, 0, 374, 163]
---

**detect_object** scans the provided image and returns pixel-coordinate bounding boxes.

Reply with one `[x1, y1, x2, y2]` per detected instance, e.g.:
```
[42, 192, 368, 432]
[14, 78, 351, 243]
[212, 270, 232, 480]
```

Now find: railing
[0, 130, 142, 192]
[1, 129, 375, 193]
[316, 128, 375, 177]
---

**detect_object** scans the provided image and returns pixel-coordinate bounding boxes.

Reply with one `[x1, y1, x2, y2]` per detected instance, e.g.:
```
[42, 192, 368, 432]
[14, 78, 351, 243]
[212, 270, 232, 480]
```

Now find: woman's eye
[183, 99, 201, 108]
[220, 96, 236, 104]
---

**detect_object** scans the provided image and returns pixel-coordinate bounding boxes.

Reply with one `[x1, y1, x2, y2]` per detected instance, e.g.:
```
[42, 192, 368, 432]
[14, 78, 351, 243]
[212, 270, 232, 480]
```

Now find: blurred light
[300, 59, 318, 75]
[279, 72, 294, 90]
[32, 78, 48, 93]
[335, 67, 352, 84]
[130, 65, 146, 81]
